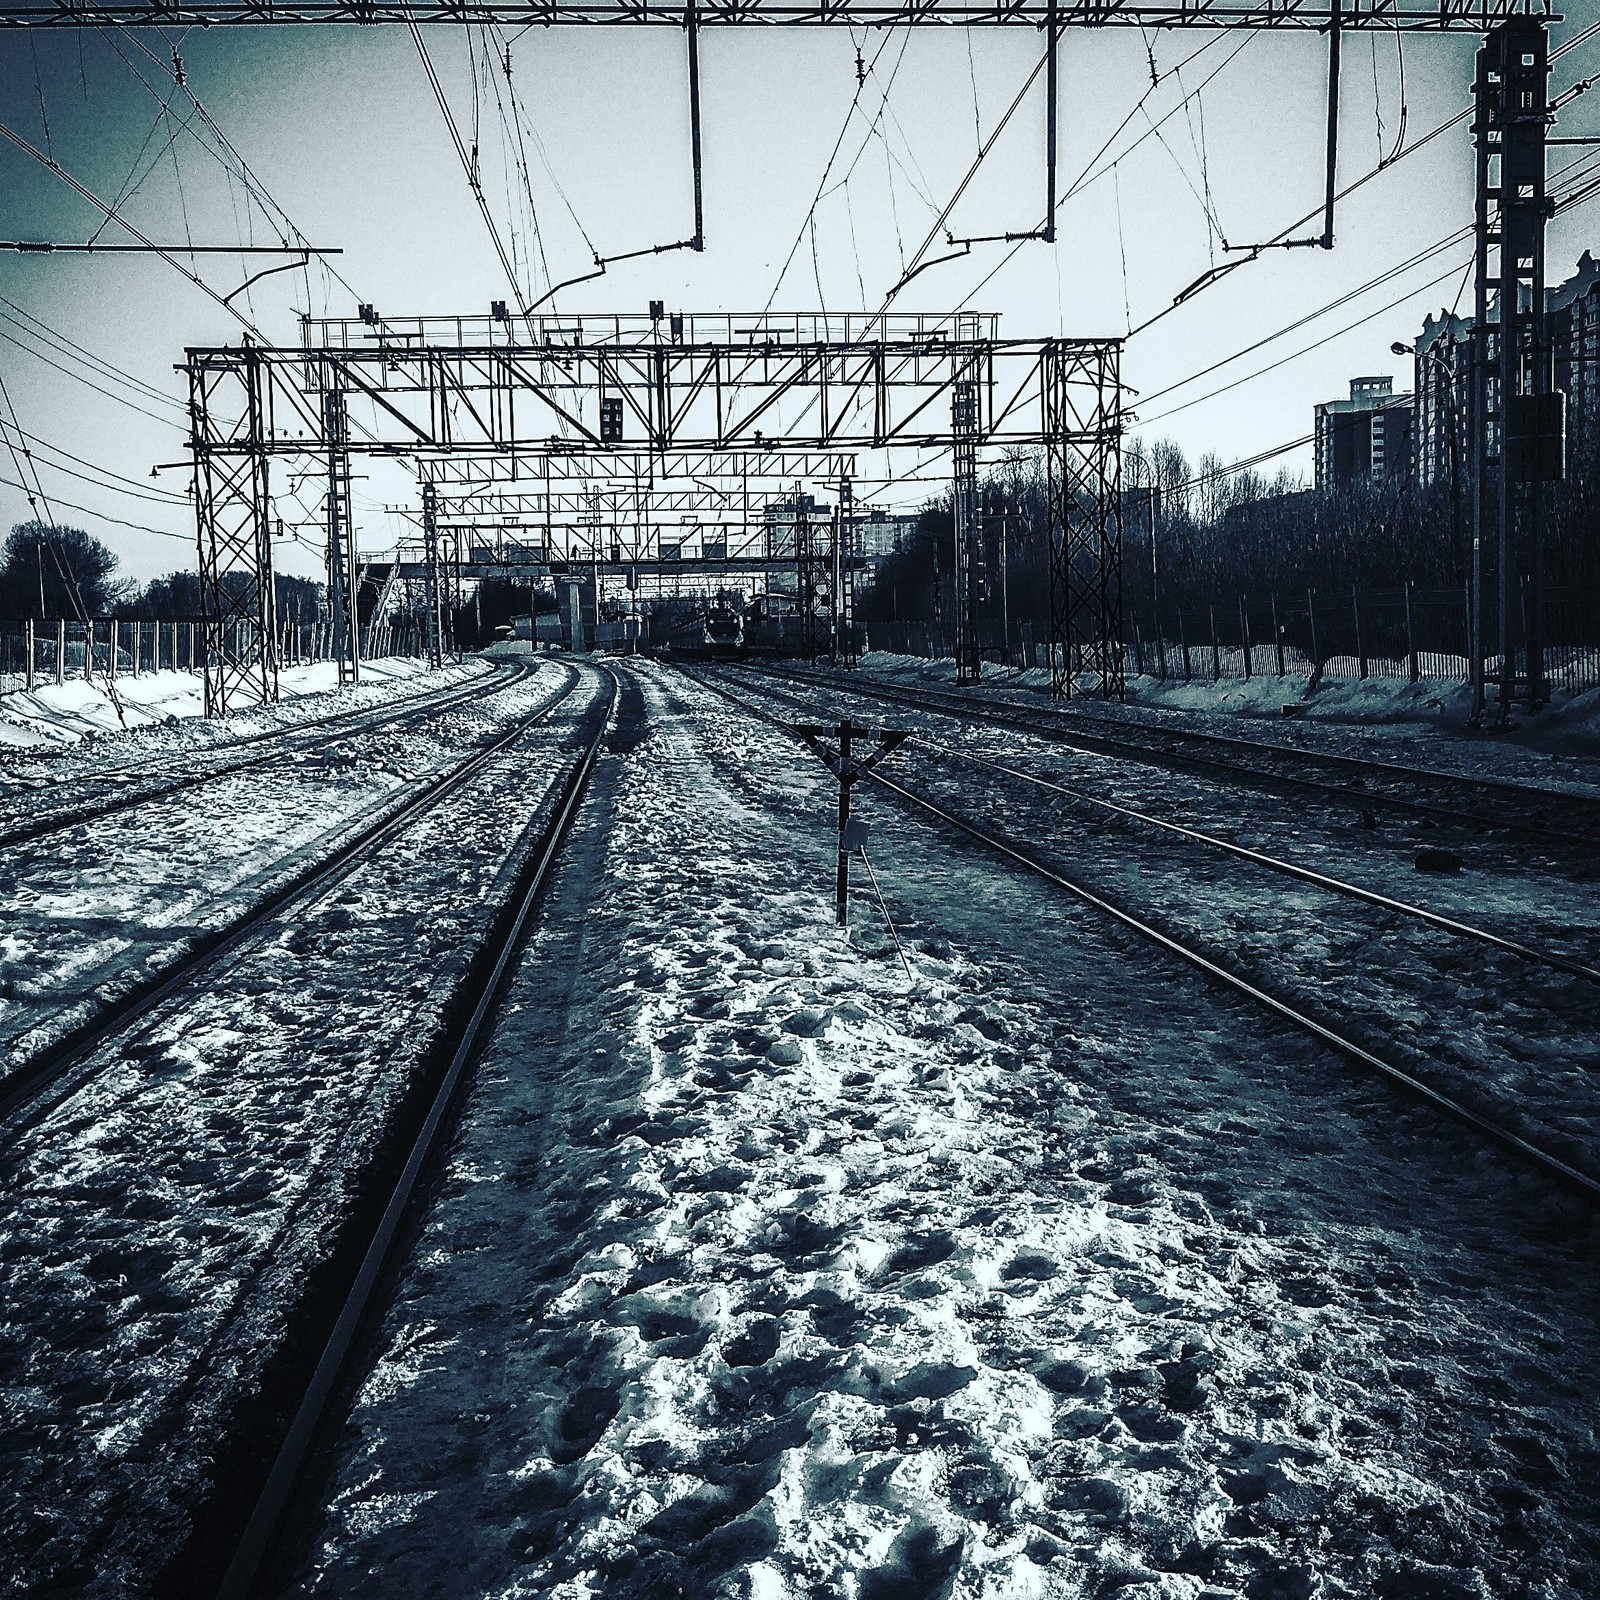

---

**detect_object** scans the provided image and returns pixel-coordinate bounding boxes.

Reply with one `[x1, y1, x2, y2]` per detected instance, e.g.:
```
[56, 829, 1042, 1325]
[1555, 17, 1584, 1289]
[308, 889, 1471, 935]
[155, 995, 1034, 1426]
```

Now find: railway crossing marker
[792, 718, 910, 927]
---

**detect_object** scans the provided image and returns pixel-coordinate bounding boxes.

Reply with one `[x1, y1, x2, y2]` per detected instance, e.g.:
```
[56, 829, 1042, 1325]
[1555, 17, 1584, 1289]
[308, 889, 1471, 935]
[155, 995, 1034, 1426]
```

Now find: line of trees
[0, 521, 321, 623]
[859, 415, 1600, 632]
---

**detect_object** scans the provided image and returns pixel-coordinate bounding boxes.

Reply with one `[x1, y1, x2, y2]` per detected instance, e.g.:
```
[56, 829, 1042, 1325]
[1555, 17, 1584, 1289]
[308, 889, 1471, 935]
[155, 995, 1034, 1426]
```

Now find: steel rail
[683, 664, 1600, 1204]
[0, 661, 574, 1136]
[0, 659, 515, 851]
[919, 738, 1600, 985]
[708, 661, 1600, 982]
[870, 767, 1600, 1203]
[737, 663, 1600, 849]
[212, 665, 618, 1600]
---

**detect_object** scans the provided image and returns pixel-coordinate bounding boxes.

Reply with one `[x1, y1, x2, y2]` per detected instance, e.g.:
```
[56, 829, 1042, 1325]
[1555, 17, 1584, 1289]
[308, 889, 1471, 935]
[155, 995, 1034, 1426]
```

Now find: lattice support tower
[952, 374, 981, 686]
[189, 345, 277, 717]
[1472, 16, 1555, 721]
[323, 386, 360, 686]
[420, 479, 446, 670]
[836, 474, 858, 670]
[1044, 339, 1123, 701]
[794, 485, 835, 664]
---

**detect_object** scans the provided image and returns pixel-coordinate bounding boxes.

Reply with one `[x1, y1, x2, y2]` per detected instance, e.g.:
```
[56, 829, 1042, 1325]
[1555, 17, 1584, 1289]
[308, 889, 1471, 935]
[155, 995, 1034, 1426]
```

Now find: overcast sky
[1, 17, 1596, 583]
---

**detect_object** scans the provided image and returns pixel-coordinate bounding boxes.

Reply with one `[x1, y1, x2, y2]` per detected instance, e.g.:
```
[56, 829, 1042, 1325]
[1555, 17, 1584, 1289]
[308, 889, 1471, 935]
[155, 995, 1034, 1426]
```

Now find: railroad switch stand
[793, 718, 910, 927]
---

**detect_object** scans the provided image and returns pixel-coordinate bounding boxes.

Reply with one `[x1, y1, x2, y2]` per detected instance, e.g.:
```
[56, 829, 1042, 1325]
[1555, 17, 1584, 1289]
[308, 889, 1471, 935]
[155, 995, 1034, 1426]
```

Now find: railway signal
[792, 718, 910, 927]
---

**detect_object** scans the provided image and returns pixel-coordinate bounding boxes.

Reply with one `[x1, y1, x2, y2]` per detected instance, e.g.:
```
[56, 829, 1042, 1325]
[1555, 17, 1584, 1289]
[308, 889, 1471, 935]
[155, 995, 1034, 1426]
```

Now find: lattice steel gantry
[184, 315, 1125, 704]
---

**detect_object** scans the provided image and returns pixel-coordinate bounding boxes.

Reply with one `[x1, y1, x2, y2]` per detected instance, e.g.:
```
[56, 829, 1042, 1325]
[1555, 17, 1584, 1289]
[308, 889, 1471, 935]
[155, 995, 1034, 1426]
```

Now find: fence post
[1178, 610, 1192, 681]
[84, 620, 94, 682]
[24, 618, 34, 692]
[1307, 589, 1319, 676]
[1352, 586, 1368, 679]
[1271, 593, 1286, 677]
[1209, 606, 1221, 680]
[1155, 619, 1167, 682]
[1132, 617, 1146, 677]
[56, 619, 65, 686]
[1405, 581, 1418, 684]
[1239, 598, 1252, 680]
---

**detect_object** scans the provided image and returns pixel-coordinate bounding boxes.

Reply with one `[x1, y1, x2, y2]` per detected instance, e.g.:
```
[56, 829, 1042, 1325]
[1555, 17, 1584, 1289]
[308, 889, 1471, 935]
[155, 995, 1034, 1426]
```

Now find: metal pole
[1405, 580, 1418, 683]
[24, 617, 33, 692]
[999, 512, 1010, 664]
[1321, 0, 1342, 247]
[1044, 0, 1059, 244]
[686, 0, 704, 252]
[56, 618, 64, 686]
[836, 719, 852, 928]
[1353, 584, 1367, 678]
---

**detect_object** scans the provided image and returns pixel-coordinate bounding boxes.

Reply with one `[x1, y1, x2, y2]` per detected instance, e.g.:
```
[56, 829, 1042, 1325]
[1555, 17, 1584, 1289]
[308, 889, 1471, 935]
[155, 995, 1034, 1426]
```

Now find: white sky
[0, 18, 1596, 584]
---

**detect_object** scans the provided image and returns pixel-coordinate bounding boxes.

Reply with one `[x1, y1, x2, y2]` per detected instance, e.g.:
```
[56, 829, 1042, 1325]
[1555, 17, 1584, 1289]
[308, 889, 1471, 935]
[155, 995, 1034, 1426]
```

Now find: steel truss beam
[191, 333, 1107, 454]
[186, 322, 1121, 703]
[1, 2, 1550, 25]
[416, 449, 857, 486]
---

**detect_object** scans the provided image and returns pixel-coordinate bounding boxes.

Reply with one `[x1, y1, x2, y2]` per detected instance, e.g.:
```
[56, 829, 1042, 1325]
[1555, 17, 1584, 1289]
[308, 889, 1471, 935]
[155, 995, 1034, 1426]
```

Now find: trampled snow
[285, 661, 1600, 1600]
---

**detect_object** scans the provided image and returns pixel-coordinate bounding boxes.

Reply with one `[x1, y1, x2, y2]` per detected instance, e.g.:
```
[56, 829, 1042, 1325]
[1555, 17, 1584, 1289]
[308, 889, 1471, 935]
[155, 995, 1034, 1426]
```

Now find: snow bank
[0, 657, 440, 750]
[852, 651, 1600, 761]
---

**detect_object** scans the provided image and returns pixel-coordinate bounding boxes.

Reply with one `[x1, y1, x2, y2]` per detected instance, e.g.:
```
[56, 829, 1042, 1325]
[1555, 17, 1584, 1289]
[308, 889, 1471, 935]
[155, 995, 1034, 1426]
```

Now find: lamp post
[1394, 339, 1467, 707]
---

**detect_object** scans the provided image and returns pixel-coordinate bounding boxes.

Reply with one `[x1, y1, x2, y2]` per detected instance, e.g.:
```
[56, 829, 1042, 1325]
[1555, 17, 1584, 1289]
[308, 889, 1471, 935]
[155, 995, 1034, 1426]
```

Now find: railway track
[0, 663, 617, 1599]
[205, 662, 618, 1600]
[734, 661, 1600, 852]
[684, 664, 1600, 1204]
[0, 658, 564, 1132]
[0, 656, 513, 850]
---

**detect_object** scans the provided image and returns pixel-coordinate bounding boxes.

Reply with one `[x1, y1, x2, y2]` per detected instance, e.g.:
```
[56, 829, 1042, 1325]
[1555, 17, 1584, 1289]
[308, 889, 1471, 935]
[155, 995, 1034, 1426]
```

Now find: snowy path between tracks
[292, 662, 1600, 1600]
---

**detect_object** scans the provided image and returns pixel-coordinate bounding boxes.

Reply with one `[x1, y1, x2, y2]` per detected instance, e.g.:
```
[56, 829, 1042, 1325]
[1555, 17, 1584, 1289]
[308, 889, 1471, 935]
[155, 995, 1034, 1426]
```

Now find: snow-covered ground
[0, 659, 528, 1083]
[0, 656, 449, 750]
[285, 661, 1600, 1600]
[0, 664, 611, 1597]
[851, 652, 1600, 776]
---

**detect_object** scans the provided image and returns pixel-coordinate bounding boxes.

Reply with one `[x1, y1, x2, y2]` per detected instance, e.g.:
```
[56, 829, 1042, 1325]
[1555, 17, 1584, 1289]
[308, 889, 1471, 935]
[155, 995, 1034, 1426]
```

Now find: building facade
[1410, 251, 1600, 488]
[1549, 249, 1600, 451]
[1313, 376, 1414, 489]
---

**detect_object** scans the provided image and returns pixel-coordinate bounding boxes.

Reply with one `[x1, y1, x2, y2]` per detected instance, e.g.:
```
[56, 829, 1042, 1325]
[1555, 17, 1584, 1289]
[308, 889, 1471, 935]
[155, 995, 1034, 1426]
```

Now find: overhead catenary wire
[0, 118, 263, 336]
[1128, 17, 1600, 338]
[408, 20, 534, 322]
[1136, 146, 1600, 427]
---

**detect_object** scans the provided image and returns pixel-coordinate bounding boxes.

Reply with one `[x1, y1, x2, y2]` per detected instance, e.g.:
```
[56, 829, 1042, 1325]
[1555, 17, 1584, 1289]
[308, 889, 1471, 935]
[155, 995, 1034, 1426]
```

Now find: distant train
[703, 606, 744, 657]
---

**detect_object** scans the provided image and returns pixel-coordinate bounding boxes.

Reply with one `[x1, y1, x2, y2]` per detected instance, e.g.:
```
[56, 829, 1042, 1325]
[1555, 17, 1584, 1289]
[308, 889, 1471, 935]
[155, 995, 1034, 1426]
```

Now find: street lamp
[1393, 338, 1470, 706]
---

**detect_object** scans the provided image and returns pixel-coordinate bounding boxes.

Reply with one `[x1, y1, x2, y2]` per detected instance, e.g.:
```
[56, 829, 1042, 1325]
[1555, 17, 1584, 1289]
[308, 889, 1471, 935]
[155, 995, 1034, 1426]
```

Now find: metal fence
[857, 585, 1600, 700]
[1128, 584, 1600, 699]
[0, 616, 423, 697]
